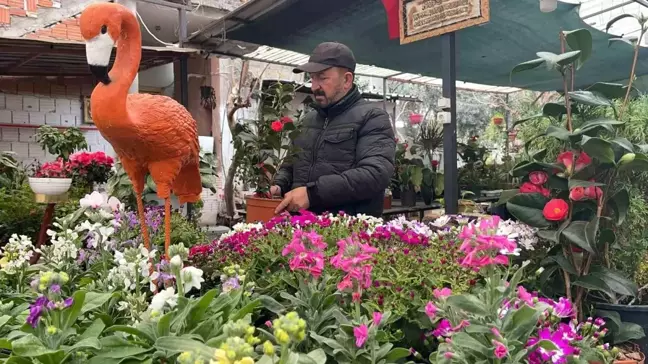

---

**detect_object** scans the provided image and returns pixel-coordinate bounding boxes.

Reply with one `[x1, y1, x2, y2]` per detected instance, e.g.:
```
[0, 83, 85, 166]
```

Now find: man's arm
[273, 163, 293, 196]
[307, 108, 395, 209]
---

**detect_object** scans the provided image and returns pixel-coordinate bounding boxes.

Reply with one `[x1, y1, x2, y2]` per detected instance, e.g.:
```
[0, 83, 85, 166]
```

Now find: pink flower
[551, 297, 574, 318]
[494, 340, 508, 359]
[281, 230, 327, 278]
[529, 171, 548, 186]
[271, 120, 284, 132]
[425, 301, 438, 319]
[352, 292, 361, 303]
[372, 312, 383, 326]
[432, 319, 453, 337]
[517, 286, 535, 306]
[569, 187, 586, 201]
[353, 324, 368, 347]
[433, 288, 452, 299]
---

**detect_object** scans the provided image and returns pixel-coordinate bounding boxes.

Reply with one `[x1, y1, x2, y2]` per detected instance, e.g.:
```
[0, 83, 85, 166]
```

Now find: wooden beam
[3, 53, 41, 72]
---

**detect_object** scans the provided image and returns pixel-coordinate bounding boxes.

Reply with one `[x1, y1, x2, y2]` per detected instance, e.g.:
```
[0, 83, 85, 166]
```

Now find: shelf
[0, 123, 98, 131]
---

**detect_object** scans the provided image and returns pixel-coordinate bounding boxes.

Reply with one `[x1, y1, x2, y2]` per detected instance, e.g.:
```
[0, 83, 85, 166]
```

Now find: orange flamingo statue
[79, 3, 202, 258]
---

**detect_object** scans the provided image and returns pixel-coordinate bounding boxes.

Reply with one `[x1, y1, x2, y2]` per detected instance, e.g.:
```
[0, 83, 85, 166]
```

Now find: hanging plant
[491, 112, 505, 126]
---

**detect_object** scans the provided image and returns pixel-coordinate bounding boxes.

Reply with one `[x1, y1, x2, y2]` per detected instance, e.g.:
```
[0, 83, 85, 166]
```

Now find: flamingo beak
[85, 32, 114, 85]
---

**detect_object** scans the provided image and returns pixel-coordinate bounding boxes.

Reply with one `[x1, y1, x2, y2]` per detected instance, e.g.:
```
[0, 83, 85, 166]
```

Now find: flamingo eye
[100, 25, 107, 34]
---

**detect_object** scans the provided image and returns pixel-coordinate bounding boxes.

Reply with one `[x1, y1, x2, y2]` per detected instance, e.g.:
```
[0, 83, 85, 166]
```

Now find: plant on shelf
[235, 81, 300, 198]
[505, 28, 648, 351]
[392, 142, 425, 206]
[28, 126, 87, 196]
[66, 150, 115, 191]
[458, 136, 489, 196]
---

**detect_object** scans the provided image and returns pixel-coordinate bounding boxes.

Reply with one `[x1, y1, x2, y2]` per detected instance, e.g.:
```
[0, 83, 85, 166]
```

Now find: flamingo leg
[164, 197, 171, 259]
[120, 157, 150, 249]
[136, 191, 151, 250]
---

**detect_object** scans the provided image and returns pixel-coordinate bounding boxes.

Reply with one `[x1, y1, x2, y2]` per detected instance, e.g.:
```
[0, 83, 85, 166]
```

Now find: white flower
[116, 301, 130, 311]
[149, 287, 178, 311]
[431, 215, 452, 228]
[180, 266, 204, 294]
[497, 220, 538, 251]
[0, 234, 34, 274]
[80, 191, 123, 212]
[170, 255, 183, 271]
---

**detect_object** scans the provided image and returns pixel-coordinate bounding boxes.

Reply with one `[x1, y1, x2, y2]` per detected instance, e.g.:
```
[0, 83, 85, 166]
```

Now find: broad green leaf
[65, 337, 101, 353]
[609, 37, 634, 47]
[79, 318, 105, 340]
[569, 91, 613, 107]
[568, 179, 605, 189]
[581, 136, 616, 164]
[562, 221, 595, 253]
[585, 217, 600, 248]
[154, 337, 214, 358]
[446, 294, 488, 316]
[564, 29, 592, 69]
[611, 138, 634, 153]
[231, 299, 261, 321]
[506, 193, 552, 228]
[540, 254, 577, 275]
[0, 338, 11, 350]
[89, 336, 152, 360]
[503, 304, 541, 343]
[510, 161, 558, 177]
[536, 339, 559, 351]
[532, 148, 548, 161]
[512, 113, 543, 127]
[546, 125, 571, 141]
[0, 315, 11, 330]
[259, 295, 285, 314]
[465, 324, 493, 334]
[61, 291, 85, 330]
[11, 335, 55, 357]
[609, 188, 630, 225]
[451, 332, 488, 353]
[537, 229, 560, 243]
[537, 50, 581, 68]
[572, 274, 613, 298]
[157, 311, 174, 338]
[81, 292, 115, 314]
[614, 322, 646, 344]
[103, 325, 156, 344]
[495, 189, 519, 206]
[384, 347, 411, 361]
[511, 58, 544, 75]
[542, 103, 567, 118]
[305, 349, 327, 364]
[587, 82, 629, 100]
[591, 267, 637, 297]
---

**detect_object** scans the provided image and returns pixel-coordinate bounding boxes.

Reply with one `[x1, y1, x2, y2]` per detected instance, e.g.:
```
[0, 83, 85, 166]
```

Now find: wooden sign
[399, 0, 490, 44]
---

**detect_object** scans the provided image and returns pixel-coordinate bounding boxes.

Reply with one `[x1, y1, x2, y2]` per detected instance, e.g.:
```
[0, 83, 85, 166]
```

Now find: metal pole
[442, 32, 458, 214]
[178, 8, 187, 46]
[179, 55, 194, 218]
[504, 93, 510, 159]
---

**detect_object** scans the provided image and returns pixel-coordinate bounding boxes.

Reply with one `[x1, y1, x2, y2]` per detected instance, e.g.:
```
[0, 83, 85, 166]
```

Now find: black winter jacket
[274, 86, 396, 217]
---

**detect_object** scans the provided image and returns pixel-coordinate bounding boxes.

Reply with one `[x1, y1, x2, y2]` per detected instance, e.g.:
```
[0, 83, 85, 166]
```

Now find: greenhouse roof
[188, 0, 648, 92]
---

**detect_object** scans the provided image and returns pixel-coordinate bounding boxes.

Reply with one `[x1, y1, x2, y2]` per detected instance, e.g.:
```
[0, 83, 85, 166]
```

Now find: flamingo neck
[91, 8, 141, 122]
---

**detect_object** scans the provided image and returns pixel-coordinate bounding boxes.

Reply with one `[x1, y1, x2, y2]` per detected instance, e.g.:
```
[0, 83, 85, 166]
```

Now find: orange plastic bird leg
[120, 157, 151, 250]
[148, 158, 183, 259]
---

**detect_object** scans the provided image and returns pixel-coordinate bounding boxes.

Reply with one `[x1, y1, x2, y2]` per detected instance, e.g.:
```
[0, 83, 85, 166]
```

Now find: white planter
[28, 177, 73, 196]
[539, 0, 557, 12]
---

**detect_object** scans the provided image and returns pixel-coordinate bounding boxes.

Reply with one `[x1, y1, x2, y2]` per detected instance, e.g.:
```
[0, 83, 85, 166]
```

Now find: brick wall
[0, 78, 115, 167]
[0, 0, 61, 27]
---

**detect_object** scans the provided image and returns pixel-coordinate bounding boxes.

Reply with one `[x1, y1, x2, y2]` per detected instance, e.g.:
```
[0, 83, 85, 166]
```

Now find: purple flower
[64, 297, 74, 308]
[552, 297, 574, 318]
[49, 284, 61, 294]
[26, 296, 49, 328]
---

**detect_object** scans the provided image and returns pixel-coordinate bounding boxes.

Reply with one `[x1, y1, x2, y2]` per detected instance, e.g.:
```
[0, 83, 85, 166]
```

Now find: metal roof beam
[135, 0, 192, 10]
[582, 0, 635, 20]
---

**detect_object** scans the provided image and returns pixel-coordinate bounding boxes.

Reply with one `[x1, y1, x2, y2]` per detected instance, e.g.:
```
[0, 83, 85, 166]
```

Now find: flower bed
[0, 194, 623, 363]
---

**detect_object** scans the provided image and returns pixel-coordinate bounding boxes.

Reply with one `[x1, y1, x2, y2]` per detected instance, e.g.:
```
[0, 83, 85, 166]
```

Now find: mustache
[313, 89, 326, 97]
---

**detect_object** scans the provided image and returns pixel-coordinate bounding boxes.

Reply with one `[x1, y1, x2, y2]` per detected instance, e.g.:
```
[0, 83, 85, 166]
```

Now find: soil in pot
[595, 303, 648, 356]
[401, 189, 417, 207]
[245, 196, 282, 223]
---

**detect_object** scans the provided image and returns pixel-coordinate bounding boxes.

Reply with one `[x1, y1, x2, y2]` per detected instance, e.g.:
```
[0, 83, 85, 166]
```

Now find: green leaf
[11, 335, 57, 357]
[446, 294, 488, 316]
[512, 113, 543, 127]
[495, 189, 519, 206]
[611, 137, 634, 153]
[572, 274, 614, 298]
[619, 153, 648, 172]
[587, 82, 631, 100]
[543, 103, 567, 118]
[259, 295, 285, 314]
[532, 149, 548, 161]
[103, 325, 156, 344]
[564, 29, 592, 69]
[154, 337, 214, 358]
[540, 254, 577, 275]
[384, 347, 411, 361]
[65, 337, 101, 354]
[569, 91, 613, 107]
[451, 332, 488, 353]
[511, 58, 544, 75]
[506, 193, 552, 228]
[581, 136, 616, 164]
[537, 50, 581, 68]
[562, 221, 595, 253]
[89, 336, 152, 360]
[586, 217, 600, 248]
[536, 339, 559, 351]
[568, 179, 605, 189]
[61, 290, 85, 330]
[592, 267, 638, 297]
[79, 318, 105, 340]
[503, 304, 541, 343]
[599, 228, 617, 249]
[546, 125, 571, 141]
[231, 299, 261, 321]
[305, 349, 327, 364]
[614, 322, 646, 344]
[609, 37, 634, 47]
[609, 188, 630, 225]
[81, 292, 115, 314]
[537, 229, 560, 243]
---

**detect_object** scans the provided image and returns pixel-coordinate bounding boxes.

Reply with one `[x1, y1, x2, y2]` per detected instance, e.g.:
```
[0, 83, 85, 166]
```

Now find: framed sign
[399, 0, 490, 44]
[82, 96, 93, 124]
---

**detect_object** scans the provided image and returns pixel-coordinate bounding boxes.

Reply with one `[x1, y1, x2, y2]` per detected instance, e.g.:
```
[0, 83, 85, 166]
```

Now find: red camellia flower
[557, 151, 592, 175]
[280, 116, 293, 124]
[539, 187, 550, 198]
[519, 182, 540, 194]
[529, 171, 548, 186]
[431, 160, 439, 168]
[543, 199, 569, 221]
[576, 152, 592, 172]
[409, 113, 423, 125]
[569, 187, 586, 201]
[584, 185, 603, 200]
[270, 120, 284, 132]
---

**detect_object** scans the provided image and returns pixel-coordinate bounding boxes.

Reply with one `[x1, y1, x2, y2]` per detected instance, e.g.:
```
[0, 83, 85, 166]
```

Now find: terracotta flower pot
[384, 195, 392, 209]
[245, 196, 282, 223]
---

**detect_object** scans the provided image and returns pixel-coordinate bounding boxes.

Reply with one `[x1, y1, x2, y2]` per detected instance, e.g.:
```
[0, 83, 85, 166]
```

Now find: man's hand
[270, 185, 282, 197]
[275, 187, 310, 214]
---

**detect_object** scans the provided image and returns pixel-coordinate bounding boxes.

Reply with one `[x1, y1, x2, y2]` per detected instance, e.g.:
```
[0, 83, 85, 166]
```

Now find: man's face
[309, 67, 353, 107]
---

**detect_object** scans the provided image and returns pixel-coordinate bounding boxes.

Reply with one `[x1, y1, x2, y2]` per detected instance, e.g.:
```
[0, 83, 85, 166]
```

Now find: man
[272, 41, 396, 217]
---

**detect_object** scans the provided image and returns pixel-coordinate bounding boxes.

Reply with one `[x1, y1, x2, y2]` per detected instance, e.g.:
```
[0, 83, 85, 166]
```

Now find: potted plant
[383, 188, 392, 209]
[505, 28, 648, 358]
[28, 126, 87, 196]
[421, 167, 435, 205]
[392, 141, 425, 207]
[67, 151, 115, 192]
[234, 82, 300, 222]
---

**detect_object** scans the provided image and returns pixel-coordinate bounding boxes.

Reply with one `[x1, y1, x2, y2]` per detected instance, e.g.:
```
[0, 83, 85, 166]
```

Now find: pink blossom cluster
[457, 216, 518, 269]
[281, 230, 327, 278]
[353, 311, 383, 348]
[331, 235, 379, 300]
[371, 225, 430, 246]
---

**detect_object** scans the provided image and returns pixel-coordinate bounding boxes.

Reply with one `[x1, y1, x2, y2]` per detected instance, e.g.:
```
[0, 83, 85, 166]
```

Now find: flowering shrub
[67, 151, 114, 186]
[424, 216, 615, 363]
[33, 159, 72, 178]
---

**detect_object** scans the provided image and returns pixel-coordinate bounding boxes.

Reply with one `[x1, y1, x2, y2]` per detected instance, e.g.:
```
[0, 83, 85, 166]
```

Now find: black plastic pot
[401, 189, 417, 207]
[595, 302, 648, 355]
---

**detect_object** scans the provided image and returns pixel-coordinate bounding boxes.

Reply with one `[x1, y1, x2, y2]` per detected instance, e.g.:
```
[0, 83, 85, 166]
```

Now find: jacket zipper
[306, 117, 329, 183]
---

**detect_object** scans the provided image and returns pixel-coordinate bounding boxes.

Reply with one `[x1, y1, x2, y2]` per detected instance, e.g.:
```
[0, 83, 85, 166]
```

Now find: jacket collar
[314, 85, 362, 119]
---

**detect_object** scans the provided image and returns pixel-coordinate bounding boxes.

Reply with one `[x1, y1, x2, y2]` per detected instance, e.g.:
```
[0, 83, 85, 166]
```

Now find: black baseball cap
[293, 42, 356, 74]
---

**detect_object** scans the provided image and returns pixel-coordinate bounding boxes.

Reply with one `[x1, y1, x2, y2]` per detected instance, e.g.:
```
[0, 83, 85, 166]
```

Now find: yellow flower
[46, 326, 58, 335]
[212, 349, 230, 364]
[236, 358, 254, 364]
[275, 329, 290, 345]
[263, 341, 275, 356]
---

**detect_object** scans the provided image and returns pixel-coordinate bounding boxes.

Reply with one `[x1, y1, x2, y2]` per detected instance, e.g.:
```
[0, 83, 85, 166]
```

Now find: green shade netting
[223, 0, 648, 91]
